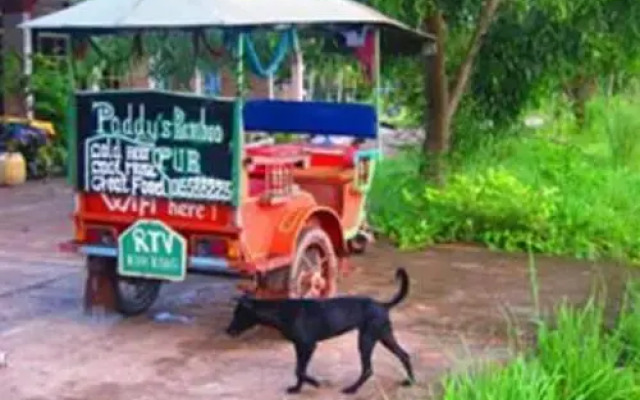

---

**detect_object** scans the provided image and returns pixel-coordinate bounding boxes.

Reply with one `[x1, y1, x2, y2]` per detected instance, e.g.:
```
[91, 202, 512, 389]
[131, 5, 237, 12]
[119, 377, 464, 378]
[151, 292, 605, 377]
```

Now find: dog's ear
[234, 293, 256, 307]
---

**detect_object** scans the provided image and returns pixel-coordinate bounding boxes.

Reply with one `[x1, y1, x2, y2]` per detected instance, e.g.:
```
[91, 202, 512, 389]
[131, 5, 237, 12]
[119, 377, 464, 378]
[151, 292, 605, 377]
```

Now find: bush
[2, 52, 70, 178]
[371, 92, 640, 265]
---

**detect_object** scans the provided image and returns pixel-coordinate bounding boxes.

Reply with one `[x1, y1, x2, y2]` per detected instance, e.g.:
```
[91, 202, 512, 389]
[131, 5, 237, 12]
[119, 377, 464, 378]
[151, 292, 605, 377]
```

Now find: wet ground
[0, 179, 634, 400]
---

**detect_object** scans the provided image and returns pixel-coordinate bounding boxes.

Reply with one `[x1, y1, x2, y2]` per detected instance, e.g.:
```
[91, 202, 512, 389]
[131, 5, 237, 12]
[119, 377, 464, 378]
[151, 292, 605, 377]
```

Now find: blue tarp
[244, 99, 377, 139]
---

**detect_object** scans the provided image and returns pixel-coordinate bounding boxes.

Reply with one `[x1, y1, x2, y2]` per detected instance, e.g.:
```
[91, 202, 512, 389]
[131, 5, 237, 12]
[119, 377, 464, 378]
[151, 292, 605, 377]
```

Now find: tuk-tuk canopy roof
[21, 0, 430, 47]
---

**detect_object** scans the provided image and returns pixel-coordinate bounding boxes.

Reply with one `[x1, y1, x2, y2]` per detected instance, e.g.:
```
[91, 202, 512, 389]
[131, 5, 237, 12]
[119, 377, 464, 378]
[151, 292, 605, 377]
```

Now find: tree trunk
[447, 0, 502, 122]
[422, 0, 503, 182]
[422, 11, 449, 182]
[563, 73, 598, 129]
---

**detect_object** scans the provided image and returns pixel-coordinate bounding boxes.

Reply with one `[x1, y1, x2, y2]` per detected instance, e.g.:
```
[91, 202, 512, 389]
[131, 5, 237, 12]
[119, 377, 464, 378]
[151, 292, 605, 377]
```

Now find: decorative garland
[77, 28, 299, 83]
[241, 28, 298, 78]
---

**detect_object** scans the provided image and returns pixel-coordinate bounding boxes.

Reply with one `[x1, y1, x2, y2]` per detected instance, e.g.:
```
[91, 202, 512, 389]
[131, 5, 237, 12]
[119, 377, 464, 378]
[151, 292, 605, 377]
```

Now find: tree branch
[447, 0, 503, 121]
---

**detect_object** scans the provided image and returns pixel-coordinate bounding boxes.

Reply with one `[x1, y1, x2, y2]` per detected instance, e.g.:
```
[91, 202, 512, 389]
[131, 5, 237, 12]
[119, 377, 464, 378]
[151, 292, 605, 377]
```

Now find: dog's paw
[286, 385, 302, 394]
[304, 376, 320, 387]
[341, 386, 358, 395]
[401, 378, 414, 387]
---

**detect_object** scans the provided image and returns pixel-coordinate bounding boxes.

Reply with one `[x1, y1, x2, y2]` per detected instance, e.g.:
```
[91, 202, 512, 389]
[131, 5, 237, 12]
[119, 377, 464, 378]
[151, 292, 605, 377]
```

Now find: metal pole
[232, 32, 245, 227]
[65, 33, 78, 186]
[291, 33, 304, 101]
[24, 26, 33, 119]
[373, 28, 383, 159]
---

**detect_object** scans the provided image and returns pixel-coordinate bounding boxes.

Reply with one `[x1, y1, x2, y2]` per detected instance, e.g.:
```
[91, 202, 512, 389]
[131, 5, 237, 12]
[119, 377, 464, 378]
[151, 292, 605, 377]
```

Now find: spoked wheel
[113, 276, 162, 317]
[288, 227, 338, 299]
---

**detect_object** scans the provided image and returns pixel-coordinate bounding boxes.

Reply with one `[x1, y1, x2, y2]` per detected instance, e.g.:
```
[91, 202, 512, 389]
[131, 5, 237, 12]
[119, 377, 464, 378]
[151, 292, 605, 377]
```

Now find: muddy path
[0, 180, 634, 400]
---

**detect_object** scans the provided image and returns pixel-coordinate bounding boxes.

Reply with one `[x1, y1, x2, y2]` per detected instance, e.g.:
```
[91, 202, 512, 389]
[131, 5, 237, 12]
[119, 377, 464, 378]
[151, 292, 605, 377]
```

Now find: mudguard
[269, 205, 347, 260]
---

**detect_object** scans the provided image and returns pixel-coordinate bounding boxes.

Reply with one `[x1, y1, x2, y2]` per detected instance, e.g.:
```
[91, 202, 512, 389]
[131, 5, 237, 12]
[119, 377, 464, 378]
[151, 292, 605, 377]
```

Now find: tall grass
[583, 96, 640, 169]
[370, 91, 640, 265]
[439, 257, 640, 400]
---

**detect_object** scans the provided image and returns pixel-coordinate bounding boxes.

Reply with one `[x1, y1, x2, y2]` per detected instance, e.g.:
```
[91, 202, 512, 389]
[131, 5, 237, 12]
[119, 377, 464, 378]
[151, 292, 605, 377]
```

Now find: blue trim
[80, 245, 118, 258]
[354, 148, 381, 163]
[190, 256, 229, 269]
[79, 246, 232, 272]
[244, 100, 378, 139]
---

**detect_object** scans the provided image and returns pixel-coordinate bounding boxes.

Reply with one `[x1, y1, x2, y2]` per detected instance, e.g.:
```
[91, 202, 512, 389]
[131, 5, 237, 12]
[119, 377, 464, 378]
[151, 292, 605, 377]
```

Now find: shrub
[371, 92, 640, 265]
[2, 52, 71, 178]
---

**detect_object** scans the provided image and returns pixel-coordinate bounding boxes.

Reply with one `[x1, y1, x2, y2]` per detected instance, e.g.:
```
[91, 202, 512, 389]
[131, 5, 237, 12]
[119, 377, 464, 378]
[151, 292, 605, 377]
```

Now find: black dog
[226, 268, 414, 395]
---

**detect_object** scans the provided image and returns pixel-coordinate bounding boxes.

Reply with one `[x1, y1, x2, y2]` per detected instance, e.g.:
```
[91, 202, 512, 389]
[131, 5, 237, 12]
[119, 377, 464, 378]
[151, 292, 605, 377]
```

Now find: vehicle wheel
[85, 257, 162, 316]
[113, 276, 162, 317]
[288, 227, 338, 299]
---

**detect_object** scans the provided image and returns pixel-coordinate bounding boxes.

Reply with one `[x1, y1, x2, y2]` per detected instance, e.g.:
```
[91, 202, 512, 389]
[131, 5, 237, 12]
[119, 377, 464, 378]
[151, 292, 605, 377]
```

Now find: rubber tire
[288, 227, 338, 299]
[114, 276, 162, 317]
[95, 257, 162, 317]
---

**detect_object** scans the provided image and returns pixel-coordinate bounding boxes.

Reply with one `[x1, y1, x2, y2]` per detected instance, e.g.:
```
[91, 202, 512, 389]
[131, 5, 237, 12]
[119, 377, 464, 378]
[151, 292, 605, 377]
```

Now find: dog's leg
[342, 332, 376, 395]
[380, 332, 415, 386]
[287, 342, 318, 394]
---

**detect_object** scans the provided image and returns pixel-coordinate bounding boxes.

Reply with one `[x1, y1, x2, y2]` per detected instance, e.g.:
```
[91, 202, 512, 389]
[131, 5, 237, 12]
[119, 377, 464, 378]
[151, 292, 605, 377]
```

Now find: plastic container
[0, 151, 27, 186]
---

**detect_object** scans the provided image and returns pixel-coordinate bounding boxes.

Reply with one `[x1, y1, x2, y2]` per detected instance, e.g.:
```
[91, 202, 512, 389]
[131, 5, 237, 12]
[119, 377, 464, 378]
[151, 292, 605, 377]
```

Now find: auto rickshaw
[22, 0, 430, 316]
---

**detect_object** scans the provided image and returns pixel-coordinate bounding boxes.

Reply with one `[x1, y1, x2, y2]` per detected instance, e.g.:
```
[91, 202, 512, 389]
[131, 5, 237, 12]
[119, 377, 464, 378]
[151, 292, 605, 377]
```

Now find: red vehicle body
[64, 98, 379, 315]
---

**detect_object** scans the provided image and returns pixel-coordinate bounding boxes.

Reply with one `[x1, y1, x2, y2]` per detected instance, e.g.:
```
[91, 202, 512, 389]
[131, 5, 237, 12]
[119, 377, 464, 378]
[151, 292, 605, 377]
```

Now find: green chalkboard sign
[76, 90, 235, 204]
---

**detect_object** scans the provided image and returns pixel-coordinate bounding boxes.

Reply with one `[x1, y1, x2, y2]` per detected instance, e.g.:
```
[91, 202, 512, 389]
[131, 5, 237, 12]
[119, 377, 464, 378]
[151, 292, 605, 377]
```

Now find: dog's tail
[382, 268, 409, 309]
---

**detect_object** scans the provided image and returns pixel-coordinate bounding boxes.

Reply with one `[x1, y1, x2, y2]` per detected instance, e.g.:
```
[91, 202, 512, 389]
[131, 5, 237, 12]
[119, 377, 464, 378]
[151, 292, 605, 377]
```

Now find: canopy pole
[232, 31, 245, 226]
[65, 32, 78, 186]
[291, 32, 304, 101]
[373, 28, 383, 160]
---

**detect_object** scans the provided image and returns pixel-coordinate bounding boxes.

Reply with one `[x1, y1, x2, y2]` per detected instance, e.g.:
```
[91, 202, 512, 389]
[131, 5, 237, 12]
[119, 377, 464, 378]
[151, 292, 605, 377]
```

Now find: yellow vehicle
[0, 116, 57, 138]
[0, 115, 58, 181]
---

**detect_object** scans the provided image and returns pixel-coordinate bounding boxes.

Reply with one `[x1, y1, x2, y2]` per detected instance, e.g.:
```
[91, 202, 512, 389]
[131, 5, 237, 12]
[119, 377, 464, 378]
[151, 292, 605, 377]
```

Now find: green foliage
[582, 96, 640, 169]
[2, 52, 71, 177]
[618, 281, 640, 369]
[441, 357, 557, 400]
[470, 0, 640, 124]
[441, 300, 640, 400]
[371, 92, 640, 265]
[29, 56, 73, 145]
[360, 0, 640, 128]
[440, 261, 640, 400]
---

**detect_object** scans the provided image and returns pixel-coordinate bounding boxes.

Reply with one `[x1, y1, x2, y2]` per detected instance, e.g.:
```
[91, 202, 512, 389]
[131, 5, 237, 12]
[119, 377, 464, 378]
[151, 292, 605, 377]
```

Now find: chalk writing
[100, 194, 216, 221]
[76, 91, 235, 204]
[101, 194, 157, 217]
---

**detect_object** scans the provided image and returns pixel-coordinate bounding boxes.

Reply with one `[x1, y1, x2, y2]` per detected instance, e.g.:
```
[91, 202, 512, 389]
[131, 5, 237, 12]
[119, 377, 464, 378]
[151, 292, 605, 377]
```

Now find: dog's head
[226, 295, 259, 337]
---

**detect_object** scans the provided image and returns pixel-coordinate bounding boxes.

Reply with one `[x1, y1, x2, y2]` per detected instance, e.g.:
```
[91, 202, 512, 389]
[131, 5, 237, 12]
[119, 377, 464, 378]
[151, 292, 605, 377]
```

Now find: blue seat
[243, 100, 378, 139]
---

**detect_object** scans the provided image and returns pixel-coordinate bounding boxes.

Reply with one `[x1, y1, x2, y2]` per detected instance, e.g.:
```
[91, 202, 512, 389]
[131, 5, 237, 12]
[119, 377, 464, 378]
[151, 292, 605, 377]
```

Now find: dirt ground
[0, 179, 634, 400]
